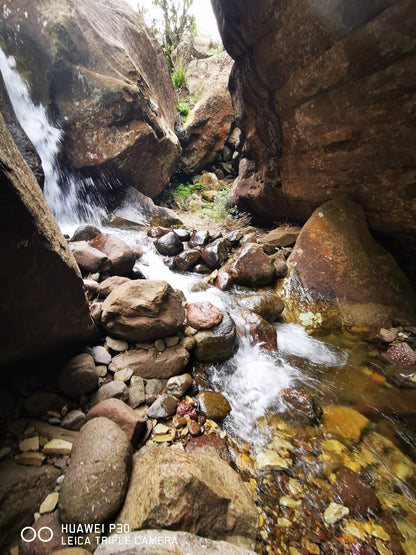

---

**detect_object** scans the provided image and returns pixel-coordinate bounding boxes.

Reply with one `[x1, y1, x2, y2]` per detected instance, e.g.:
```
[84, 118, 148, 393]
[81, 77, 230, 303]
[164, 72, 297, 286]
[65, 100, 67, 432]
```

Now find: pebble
[165, 336, 180, 347]
[106, 336, 128, 352]
[96, 365, 108, 377]
[147, 394, 177, 419]
[114, 368, 134, 382]
[279, 496, 301, 509]
[128, 376, 146, 408]
[39, 492, 59, 514]
[152, 433, 175, 443]
[188, 420, 201, 436]
[56, 475, 65, 485]
[43, 439, 73, 456]
[154, 338, 166, 352]
[92, 345, 112, 365]
[324, 502, 350, 524]
[15, 452, 45, 466]
[19, 436, 39, 452]
[256, 450, 292, 471]
[61, 409, 86, 431]
[166, 374, 193, 398]
[153, 423, 170, 435]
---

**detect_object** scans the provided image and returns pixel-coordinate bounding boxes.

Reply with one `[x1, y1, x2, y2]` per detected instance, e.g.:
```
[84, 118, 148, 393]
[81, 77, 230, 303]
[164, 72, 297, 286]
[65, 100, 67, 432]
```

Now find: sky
[124, 0, 221, 41]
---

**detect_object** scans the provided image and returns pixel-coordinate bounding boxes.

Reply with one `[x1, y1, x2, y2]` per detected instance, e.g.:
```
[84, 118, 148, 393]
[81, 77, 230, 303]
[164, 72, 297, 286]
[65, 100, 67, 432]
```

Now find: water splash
[0, 47, 110, 226]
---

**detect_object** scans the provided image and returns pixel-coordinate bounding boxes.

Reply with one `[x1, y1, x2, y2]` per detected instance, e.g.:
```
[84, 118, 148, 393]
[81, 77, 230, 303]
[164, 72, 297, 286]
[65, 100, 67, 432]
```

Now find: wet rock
[166, 374, 193, 398]
[226, 229, 244, 247]
[94, 530, 258, 554]
[186, 301, 224, 330]
[322, 405, 369, 442]
[116, 446, 258, 548]
[194, 312, 236, 362]
[196, 391, 231, 422]
[69, 241, 112, 274]
[256, 450, 291, 471]
[176, 402, 197, 419]
[0, 461, 59, 552]
[59, 418, 132, 524]
[334, 467, 381, 519]
[154, 231, 184, 257]
[86, 398, 147, 448]
[185, 435, 231, 463]
[89, 234, 137, 276]
[109, 345, 189, 379]
[90, 381, 128, 405]
[59, 353, 99, 398]
[70, 224, 101, 243]
[201, 238, 232, 269]
[235, 293, 284, 323]
[102, 280, 185, 342]
[91, 345, 111, 365]
[114, 188, 182, 228]
[238, 311, 277, 351]
[261, 227, 301, 250]
[384, 342, 416, 367]
[214, 270, 233, 291]
[172, 249, 201, 272]
[278, 388, 322, 424]
[97, 276, 131, 298]
[231, 244, 275, 287]
[128, 376, 146, 409]
[61, 410, 86, 431]
[273, 259, 288, 278]
[173, 228, 191, 241]
[376, 328, 398, 343]
[194, 263, 211, 274]
[147, 394, 177, 419]
[324, 502, 350, 524]
[0, 112, 93, 366]
[279, 198, 416, 329]
[189, 230, 211, 248]
[24, 392, 70, 418]
[147, 227, 171, 238]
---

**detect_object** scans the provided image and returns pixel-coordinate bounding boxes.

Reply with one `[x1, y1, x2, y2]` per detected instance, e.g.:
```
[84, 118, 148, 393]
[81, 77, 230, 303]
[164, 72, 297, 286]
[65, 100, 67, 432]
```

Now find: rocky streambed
[1, 202, 416, 555]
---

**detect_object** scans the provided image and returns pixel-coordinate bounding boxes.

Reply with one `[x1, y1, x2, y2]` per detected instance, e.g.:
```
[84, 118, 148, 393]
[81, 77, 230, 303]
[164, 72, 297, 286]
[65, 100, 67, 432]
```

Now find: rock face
[116, 446, 258, 548]
[101, 280, 185, 342]
[279, 198, 416, 329]
[212, 0, 416, 254]
[59, 417, 132, 524]
[0, 461, 59, 553]
[0, 0, 180, 198]
[180, 52, 234, 174]
[0, 112, 92, 366]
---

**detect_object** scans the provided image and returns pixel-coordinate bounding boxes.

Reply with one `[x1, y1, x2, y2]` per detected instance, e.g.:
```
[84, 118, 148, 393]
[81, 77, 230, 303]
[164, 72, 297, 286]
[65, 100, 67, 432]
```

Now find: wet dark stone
[334, 467, 381, 518]
[201, 238, 231, 269]
[278, 388, 322, 424]
[189, 230, 210, 248]
[154, 231, 184, 256]
[210, 231, 222, 242]
[193, 264, 211, 274]
[214, 270, 233, 291]
[147, 226, 171, 238]
[226, 229, 243, 247]
[70, 224, 101, 242]
[172, 249, 201, 272]
[173, 228, 191, 241]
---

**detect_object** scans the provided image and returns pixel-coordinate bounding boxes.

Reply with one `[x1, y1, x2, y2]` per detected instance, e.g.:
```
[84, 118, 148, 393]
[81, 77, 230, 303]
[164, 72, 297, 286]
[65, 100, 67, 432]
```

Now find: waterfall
[0, 48, 110, 228]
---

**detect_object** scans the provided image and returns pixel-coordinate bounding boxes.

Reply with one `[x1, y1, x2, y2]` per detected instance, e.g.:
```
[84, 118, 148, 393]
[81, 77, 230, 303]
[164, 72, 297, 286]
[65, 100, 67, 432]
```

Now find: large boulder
[116, 446, 258, 549]
[0, 112, 92, 366]
[0, 0, 180, 198]
[112, 187, 182, 227]
[59, 417, 132, 524]
[101, 280, 185, 342]
[194, 312, 236, 362]
[89, 233, 136, 276]
[180, 52, 234, 174]
[278, 197, 416, 329]
[212, 0, 416, 255]
[0, 461, 59, 553]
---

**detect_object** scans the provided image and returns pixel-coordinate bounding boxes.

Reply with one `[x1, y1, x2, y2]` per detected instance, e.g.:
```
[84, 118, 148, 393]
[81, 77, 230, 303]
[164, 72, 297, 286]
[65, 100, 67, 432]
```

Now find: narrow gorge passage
[1, 1, 416, 555]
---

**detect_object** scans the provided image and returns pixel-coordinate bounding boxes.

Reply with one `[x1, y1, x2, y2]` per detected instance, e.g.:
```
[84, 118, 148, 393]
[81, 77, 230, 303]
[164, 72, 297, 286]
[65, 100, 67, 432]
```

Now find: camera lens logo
[21, 526, 54, 543]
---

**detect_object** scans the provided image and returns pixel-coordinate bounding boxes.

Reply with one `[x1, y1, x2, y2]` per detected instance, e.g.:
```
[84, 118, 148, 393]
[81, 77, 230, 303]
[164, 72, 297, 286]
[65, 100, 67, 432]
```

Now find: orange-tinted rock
[279, 198, 416, 329]
[238, 311, 277, 351]
[231, 244, 275, 287]
[186, 302, 224, 330]
[196, 391, 231, 422]
[278, 388, 322, 424]
[334, 467, 381, 519]
[235, 292, 284, 322]
[212, 0, 416, 257]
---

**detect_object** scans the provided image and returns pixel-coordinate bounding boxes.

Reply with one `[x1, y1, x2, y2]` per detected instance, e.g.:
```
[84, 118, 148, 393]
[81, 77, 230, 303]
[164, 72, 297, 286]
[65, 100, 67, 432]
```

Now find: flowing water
[3, 48, 416, 554]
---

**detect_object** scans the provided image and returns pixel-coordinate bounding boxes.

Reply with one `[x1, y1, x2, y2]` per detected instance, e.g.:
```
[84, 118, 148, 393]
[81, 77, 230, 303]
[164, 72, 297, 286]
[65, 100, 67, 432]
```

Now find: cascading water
[0, 47, 110, 227]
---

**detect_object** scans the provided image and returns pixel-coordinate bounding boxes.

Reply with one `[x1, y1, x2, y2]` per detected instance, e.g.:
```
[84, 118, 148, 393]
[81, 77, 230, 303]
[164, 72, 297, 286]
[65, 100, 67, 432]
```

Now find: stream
[2, 47, 416, 554]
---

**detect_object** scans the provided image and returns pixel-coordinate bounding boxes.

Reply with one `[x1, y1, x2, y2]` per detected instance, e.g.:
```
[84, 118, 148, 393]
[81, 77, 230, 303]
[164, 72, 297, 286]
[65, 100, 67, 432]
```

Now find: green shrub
[172, 181, 205, 210]
[172, 65, 186, 88]
[177, 102, 190, 119]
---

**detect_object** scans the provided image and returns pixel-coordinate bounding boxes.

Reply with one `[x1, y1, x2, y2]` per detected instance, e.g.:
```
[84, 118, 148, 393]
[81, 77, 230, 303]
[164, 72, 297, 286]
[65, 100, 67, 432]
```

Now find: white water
[0, 48, 108, 226]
